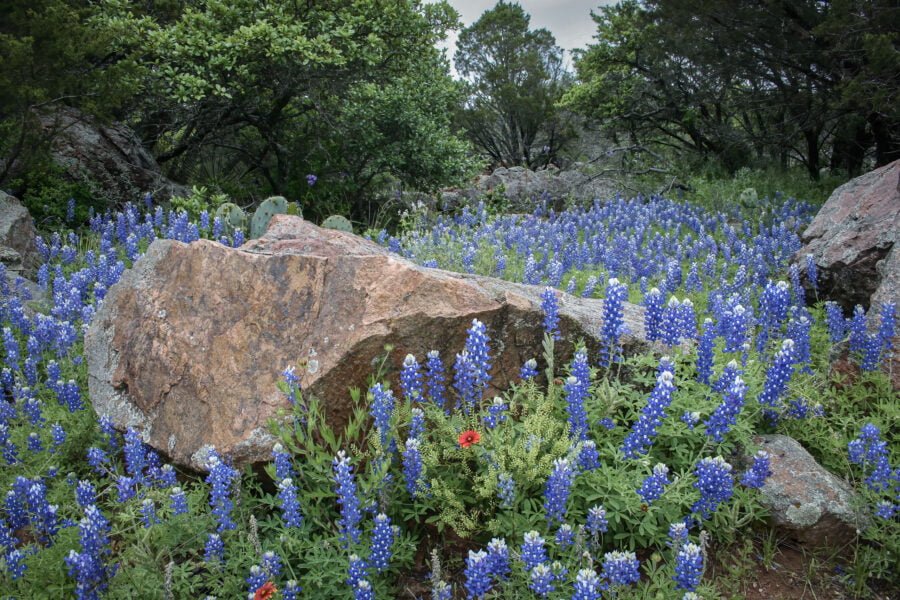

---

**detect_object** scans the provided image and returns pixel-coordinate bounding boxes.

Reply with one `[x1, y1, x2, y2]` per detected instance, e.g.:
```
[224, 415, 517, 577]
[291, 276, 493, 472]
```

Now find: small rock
[753, 434, 865, 547]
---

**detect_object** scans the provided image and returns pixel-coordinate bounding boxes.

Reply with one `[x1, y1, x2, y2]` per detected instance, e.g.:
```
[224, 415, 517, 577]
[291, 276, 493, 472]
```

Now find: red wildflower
[458, 430, 481, 448]
[254, 582, 277, 600]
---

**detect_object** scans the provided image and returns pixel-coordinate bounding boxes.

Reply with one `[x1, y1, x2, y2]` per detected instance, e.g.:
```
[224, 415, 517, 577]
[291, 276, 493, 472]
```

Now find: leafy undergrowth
[0, 195, 897, 599]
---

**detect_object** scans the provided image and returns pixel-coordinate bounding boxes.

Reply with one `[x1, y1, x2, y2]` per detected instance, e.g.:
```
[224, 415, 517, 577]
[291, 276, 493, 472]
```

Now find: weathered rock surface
[754, 434, 865, 547]
[36, 106, 188, 205]
[798, 159, 899, 310]
[0, 191, 40, 274]
[86, 215, 648, 470]
[438, 165, 617, 212]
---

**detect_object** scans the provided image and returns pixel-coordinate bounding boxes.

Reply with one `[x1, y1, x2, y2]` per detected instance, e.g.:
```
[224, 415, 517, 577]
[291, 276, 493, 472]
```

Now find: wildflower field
[0, 193, 897, 599]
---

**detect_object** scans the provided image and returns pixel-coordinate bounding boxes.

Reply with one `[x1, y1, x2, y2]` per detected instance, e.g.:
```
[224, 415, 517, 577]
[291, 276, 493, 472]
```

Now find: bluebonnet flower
[307, 173, 318, 186]
[408, 407, 425, 440]
[333, 451, 362, 546]
[756, 280, 791, 352]
[848, 305, 868, 354]
[677, 298, 697, 340]
[272, 443, 295, 481]
[601, 550, 640, 587]
[75, 481, 96, 508]
[116, 476, 136, 503]
[123, 427, 146, 481]
[246, 565, 267, 596]
[432, 581, 452, 600]
[668, 522, 689, 550]
[805, 254, 818, 292]
[661, 296, 684, 346]
[544, 457, 575, 525]
[486, 538, 510, 580]
[598, 417, 616, 430]
[704, 376, 747, 442]
[555, 524, 574, 548]
[712, 359, 741, 394]
[825, 301, 846, 343]
[347, 554, 369, 588]
[204, 533, 224, 563]
[400, 354, 424, 402]
[86, 447, 108, 473]
[681, 411, 700, 430]
[875, 501, 896, 520]
[65, 505, 114, 597]
[521, 531, 548, 570]
[402, 438, 426, 497]
[530, 563, 555, 597]
[637, 463, 671, 504]
[369, 383, 395, 452]
[578, 440, 601, 471]
[572, 568, 603, 599]
[586, 505, 608, 537]
[169, 487, 188, 516]
[27, 432, 43, 453]
[354, 580, 375, 600]
[692, 456, 734, 518]
[464, 549, 493, 599]
[520, 358, 539, 380]
[425, 350, 447, 406]
[5, 548, 26, 580]
[848, 423, 893, 492]
[741, 451, 772, 489]
[281, 580, 302, 599]
[483, 396, 508, 429]
[140, 498, 159, 527]
[696, 318, 716, 384]
[565, 348, 591, 440]
[877, 302, 896, 352]
[582, 275, 598, 298]
[599, 278, 628, 366]
[758, 339, 795, 409]
[787, 310, 812, 372]
[281, 365, 301, 406]
[278, 478, 303, 527]
[369, 513, 395, 573]
[644, 288, 663, 341]
[50, 424, 66, 452]
[541, 287, 561, 339]
[455, 319, 492, 410]
[621, 365, 676, 458]
[673, 542, 704, 591]
[206, 452, 239, 532]
[262, 550, 282, 578]
[497, 472, 515, 508]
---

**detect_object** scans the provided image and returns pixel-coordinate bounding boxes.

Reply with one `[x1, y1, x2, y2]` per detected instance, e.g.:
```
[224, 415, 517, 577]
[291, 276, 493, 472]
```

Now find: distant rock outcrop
[798, 159, 899, 310]
[85, 215, 649, 470]
[0, 191, 40, 275]
[36, 106, 188, 205]
[754, 434, 865, 547]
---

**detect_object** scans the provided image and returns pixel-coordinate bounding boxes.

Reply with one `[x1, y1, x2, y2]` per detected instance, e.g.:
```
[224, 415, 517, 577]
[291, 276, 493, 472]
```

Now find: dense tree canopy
[454, 1, 574, 168]
[563, 0, 900, 177]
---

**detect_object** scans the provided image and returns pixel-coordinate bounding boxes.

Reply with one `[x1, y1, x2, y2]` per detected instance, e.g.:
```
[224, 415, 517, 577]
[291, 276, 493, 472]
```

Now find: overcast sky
[432, 0, 617, 70]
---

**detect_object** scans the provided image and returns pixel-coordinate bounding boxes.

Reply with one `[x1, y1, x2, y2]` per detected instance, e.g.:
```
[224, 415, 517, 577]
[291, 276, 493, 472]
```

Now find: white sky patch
[429, 0, 617, 73]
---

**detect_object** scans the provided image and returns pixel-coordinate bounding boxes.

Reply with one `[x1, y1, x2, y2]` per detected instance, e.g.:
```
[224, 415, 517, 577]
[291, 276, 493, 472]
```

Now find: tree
[90, 0, 476, 222]
[563, 0, 900, 178]
[454, 1, 574, 168]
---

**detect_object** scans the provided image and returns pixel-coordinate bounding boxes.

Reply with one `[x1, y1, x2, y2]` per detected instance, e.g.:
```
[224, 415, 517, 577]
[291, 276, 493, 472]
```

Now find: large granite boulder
[798, 159, 899, 310]
[36, 106, 188, 205]
[753, 435, 865, 547]
[85, 215, 649, 470]
[0, 191, 40, 275]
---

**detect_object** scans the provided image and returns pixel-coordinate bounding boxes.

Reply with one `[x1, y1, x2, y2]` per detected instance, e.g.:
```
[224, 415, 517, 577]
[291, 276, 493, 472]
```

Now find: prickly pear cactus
[215, 202, 246, 232]
[321, 214, 353, 233]
[250, 196, 288, 238]
[286, 202, 302, 217]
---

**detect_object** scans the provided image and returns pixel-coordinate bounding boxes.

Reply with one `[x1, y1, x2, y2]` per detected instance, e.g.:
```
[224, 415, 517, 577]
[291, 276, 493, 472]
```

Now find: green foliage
[170, 186, 230, 221]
